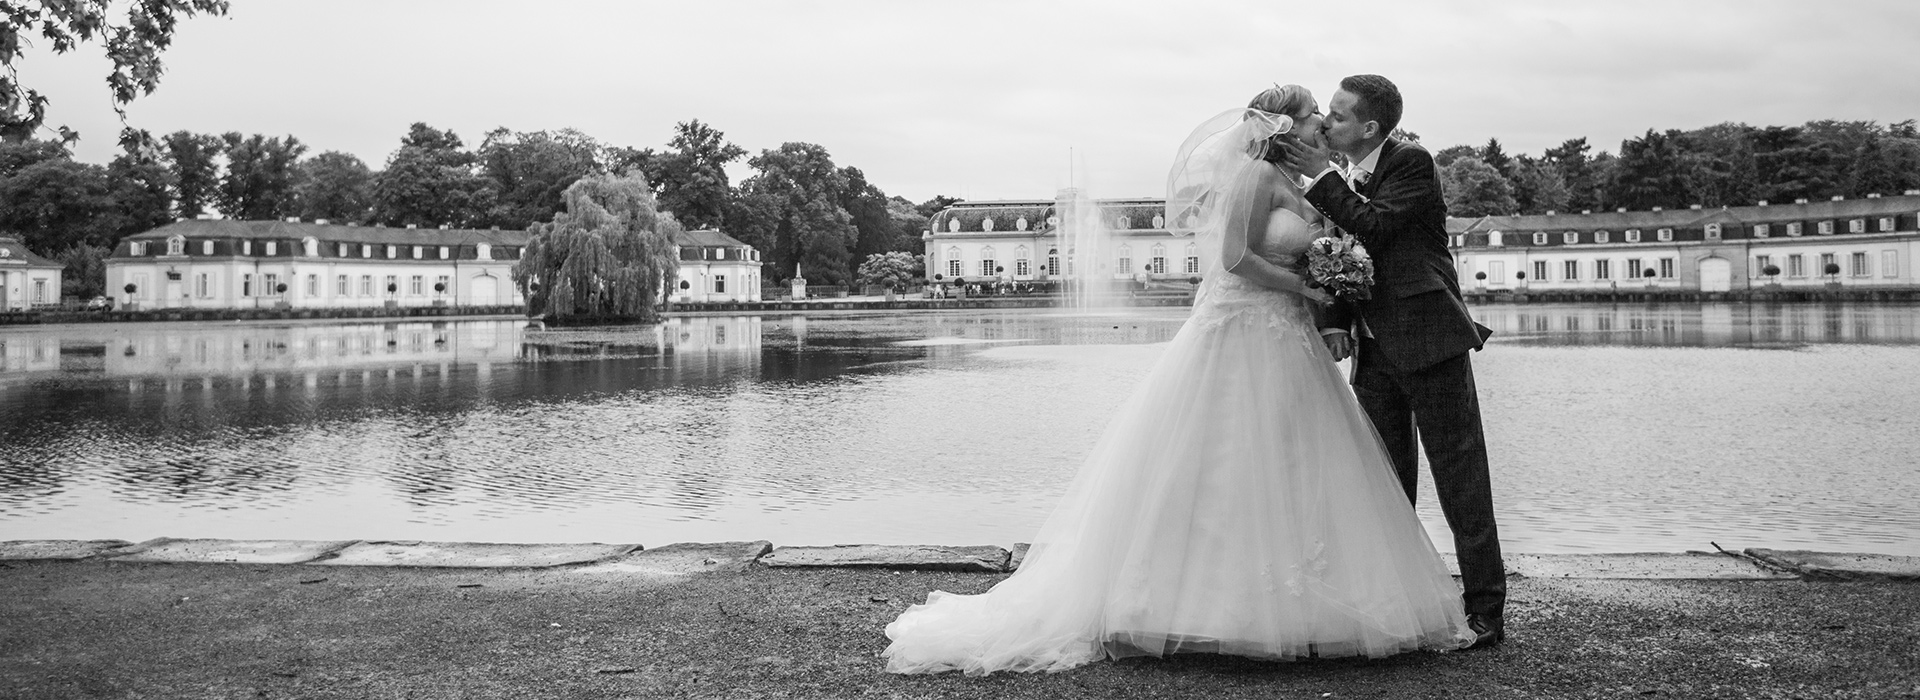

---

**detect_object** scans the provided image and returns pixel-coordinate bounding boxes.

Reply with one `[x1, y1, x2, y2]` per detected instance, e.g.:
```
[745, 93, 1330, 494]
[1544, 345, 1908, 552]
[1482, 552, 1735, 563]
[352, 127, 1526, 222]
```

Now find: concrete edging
[4, 539, 1916, 579]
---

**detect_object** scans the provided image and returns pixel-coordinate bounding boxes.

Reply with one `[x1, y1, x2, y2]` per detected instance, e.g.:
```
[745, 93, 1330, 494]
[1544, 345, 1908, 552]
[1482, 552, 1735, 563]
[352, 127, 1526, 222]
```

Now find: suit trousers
[1352, 336, 1506, 620]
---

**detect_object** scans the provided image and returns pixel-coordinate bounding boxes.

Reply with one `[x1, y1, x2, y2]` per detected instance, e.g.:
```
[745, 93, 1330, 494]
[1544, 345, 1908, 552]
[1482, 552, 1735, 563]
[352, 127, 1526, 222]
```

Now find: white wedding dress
[883, 206, 1475, 675]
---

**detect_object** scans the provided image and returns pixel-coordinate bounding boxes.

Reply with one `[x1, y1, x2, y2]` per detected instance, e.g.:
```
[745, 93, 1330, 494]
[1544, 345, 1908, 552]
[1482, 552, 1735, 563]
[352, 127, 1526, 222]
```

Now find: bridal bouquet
[1305, 232, 1376, 301]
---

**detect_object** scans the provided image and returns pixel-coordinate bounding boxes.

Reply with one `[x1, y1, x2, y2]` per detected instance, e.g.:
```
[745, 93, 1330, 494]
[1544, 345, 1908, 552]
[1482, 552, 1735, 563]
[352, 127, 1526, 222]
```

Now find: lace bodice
[1190, 207, 1323, 345]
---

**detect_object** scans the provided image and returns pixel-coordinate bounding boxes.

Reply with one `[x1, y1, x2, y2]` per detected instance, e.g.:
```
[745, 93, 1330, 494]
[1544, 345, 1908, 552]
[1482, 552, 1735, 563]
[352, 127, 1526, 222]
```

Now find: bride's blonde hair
[1245, 84, 1310, 158]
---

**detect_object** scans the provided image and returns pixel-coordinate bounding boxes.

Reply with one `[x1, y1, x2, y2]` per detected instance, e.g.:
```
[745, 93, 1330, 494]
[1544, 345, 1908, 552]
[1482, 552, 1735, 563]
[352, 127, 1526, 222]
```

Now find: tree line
[0, 119, 953, 298]
[1433, 119, 1920, 218]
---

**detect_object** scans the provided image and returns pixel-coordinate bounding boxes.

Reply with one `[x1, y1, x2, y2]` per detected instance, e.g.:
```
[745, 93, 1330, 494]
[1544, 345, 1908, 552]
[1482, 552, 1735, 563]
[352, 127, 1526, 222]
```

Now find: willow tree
[512, 172, 681, 324]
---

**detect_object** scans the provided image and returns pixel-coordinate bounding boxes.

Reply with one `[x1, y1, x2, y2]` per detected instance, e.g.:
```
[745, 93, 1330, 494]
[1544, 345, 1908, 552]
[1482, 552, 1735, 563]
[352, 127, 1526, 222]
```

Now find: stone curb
[0, 539, 134, 561]
[107, 538, 359, 565]
[760, 544, 1011, 572]
[570, 541, 773, 576]
[311, 541, 639, 568]
[8, 539, 1919, 580]
[1745, 548, 1920, 581]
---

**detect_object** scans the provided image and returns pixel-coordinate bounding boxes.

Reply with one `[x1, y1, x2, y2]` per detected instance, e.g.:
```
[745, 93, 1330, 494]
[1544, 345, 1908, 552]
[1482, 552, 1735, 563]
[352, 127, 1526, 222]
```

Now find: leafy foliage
[215, 132, 306, 220]
[1439, 156, 1517, 217]
[476, 128, 607, 230]
[733, 142, 858, 286]
[294, 151, 375, 223]
[621, 119, 747, 231]
[856, 251, 916, 290]
[371, 123, 494, 228]
[0, 0, 230, 147]
[511, 172, 681, 323]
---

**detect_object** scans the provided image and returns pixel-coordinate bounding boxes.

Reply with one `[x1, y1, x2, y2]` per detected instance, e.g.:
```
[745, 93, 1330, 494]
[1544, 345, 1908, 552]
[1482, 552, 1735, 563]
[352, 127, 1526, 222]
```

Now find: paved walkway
[4, 539, 1917, 699]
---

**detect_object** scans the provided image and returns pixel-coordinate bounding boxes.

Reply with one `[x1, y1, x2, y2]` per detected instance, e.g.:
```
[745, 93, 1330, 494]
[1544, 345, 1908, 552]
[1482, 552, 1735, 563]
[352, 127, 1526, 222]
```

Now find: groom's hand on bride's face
[1276, 136, 1332, 176]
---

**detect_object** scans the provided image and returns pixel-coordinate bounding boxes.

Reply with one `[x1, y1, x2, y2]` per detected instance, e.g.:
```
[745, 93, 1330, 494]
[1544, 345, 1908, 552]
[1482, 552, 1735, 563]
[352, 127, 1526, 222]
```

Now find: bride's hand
[1299, 286, 1332, 306]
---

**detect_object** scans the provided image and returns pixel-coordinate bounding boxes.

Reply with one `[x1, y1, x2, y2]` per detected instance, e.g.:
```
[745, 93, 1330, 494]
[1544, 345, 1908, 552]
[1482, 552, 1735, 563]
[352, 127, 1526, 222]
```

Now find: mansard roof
[674, 228, 752, 248]
[123, 219, 532, 245]
[0, 236, 64, 268]
[928, 197, 1174, 234]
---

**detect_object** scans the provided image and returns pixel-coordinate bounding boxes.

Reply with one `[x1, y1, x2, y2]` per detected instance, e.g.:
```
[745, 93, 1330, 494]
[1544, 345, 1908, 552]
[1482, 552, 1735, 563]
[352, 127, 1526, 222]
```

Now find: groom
[1276, 74, 1507, 649]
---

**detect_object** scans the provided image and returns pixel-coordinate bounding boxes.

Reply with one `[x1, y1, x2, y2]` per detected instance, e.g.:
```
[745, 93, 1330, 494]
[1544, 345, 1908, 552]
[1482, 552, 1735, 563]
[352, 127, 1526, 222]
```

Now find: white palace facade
[1448, 191, 1920, 294]
[107, 219, 530, 310]
[922, 190, 1920, 294]
[0, 236, 64, 311]
[104, 219, 769, 311]
[923, 194, 1202, 284]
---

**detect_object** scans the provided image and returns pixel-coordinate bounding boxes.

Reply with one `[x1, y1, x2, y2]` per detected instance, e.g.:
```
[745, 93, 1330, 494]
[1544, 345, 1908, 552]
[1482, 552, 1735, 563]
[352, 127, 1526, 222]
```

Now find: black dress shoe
[1466, 614, 1505, 649]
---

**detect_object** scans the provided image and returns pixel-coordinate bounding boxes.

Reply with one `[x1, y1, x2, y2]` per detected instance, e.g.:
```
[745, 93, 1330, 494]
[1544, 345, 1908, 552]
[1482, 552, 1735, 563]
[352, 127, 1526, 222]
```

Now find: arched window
[302, 237, 319, 257]
[1046, 248, 1060, 276]
[946, 247, 962, 278]
[1532, 231, 1548, 245]
[1116, 245, 1133, 274]
[1149, 244, 1167, 274]
[1014, 245, 1030, 276]
[979, 246, 997, 277]
[165, 235, 185, 255]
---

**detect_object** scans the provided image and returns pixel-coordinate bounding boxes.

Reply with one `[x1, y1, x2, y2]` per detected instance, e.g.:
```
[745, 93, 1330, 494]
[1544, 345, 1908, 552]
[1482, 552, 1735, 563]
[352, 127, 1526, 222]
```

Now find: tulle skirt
[883, 285, 1475, 675]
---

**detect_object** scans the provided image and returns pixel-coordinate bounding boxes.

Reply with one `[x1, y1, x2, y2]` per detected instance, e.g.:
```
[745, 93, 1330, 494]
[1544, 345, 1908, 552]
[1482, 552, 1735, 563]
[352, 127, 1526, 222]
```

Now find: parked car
[86, 296, 113, 311]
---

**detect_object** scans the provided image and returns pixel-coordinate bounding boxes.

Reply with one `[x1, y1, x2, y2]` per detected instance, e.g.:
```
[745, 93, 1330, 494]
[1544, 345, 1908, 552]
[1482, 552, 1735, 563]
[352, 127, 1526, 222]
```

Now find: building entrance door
[165, 280, 183, 307]
[1699, 257, 1732, 292]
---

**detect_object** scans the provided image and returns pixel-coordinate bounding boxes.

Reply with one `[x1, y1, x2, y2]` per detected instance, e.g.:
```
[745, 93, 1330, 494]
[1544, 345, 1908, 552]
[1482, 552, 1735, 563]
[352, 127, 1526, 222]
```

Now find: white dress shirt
[1311, 141, 1386, 339]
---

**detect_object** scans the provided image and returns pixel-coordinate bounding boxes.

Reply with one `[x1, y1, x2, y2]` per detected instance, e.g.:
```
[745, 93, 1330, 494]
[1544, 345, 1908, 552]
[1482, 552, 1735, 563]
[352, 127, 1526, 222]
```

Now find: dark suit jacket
[1306, 138, 1491, 371]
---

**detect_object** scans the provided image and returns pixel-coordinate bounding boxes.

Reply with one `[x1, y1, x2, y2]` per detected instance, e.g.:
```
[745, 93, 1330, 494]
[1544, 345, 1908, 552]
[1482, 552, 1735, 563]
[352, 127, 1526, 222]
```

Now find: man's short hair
[1340, 74, 1402, 137]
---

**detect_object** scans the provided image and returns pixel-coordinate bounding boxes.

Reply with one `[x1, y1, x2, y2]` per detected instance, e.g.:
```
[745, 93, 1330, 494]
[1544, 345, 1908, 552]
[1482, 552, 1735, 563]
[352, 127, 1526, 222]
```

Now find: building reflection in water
[1475, 302, 1920, 347]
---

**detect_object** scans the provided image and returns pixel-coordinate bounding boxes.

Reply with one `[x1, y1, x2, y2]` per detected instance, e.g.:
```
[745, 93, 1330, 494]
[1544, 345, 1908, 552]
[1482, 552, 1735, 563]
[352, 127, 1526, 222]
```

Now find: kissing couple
[885, 75, 1506, 675]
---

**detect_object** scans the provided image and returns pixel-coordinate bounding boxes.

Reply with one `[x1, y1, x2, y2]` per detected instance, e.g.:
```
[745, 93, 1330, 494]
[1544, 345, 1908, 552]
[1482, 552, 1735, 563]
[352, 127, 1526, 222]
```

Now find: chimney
[1581, 209, 1592, 214]
[1758, 200, 1769, 206]
[1831, 195, 1845, 201]
[283, 216, 300, 223]
[1795, 198, 1808, 204]
[1651, 206, 1662, 212]
[1545, 210, 1556, 216]
[315, 218, 330, 225]
[439, 224, 450, 230]
[1906, 189, 1920, 195]
[1868, 193, 1882, 198]
[1689, 204, 1702, 210]
[1617, 207, 1628, 212]
[406, 224, 418, 229]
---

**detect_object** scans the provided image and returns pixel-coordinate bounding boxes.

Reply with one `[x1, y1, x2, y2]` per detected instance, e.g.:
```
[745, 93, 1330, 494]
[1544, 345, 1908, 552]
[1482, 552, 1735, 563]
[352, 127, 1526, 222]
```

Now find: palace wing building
[922, 190, 1920, 294]
[0, 236, 65, 311]
[1449, 192, 1920, 293]
[107, 219, 530, 310]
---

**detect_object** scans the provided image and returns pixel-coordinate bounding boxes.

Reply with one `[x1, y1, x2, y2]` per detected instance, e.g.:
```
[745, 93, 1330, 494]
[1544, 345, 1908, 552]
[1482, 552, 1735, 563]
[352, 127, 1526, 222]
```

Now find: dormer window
[202, 240, 214, 255]
[1849, 219, 1865, 233]
[1625, 229, 1642, 242]
[361, 244, 373, 258]
[1562, 231, 1578, 244]
[265, 241, 277, 256]
[338, 243, 349, 257]
[982, 217, 995, 232]
[1656, 228, 1673, 242]
[948, 218, 961, 233]
[1817, 220, 1834, 235]
[1754, 224, 1770, 238]
[1787, 222, 1803, 236]
[242, 240, 252, 255]
[1880, 217, 1896, 232]
[412, 245, 423, 259]
[166, 236, 185, 255]
[1117, 216, 1131, 230]
[439, 246, 450, 259]
[386, 245, 398, 258]
[1705, 223, 1722, 240]
[1016, 217, 1028, 231]
[1152, 215, 1165, 228]
[1532, 231, 1548, 245]
[303, 237, 318, 257]
[130, 241, 146, 256]
[1594, 230, 1610, 244]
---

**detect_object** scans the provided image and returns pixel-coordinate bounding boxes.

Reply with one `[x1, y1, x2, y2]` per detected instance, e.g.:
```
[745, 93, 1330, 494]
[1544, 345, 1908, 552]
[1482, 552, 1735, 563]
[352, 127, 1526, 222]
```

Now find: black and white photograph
[3, 1, 1918, 697]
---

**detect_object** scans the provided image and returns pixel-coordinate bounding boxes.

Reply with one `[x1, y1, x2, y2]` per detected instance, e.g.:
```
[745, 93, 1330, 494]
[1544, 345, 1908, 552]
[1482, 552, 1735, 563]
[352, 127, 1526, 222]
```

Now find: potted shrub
[122, 282, 138, 311]
[433, 281, 448, 306]
[274, 282, 291, 309]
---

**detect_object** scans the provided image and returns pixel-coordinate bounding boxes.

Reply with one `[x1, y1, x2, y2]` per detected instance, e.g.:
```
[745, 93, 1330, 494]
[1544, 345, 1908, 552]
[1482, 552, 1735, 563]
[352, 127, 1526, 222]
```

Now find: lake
[3, 302, 1918, 555]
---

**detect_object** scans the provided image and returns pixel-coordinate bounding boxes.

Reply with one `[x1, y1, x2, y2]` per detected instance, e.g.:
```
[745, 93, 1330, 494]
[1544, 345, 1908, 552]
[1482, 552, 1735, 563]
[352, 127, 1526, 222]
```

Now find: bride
[883, 85, 1475, 675]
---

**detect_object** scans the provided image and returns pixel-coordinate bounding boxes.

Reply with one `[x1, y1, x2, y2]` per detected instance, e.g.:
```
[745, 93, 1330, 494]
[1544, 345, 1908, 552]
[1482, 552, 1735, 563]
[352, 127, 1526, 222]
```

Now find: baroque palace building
[0, 235, 65, 311]
[105, 218, 765, 310]
[923, 193, 1202, 284]
[1448, 191, 1920, 293]
[107, 219, 531, 310]
[923, 190, 1920, 294]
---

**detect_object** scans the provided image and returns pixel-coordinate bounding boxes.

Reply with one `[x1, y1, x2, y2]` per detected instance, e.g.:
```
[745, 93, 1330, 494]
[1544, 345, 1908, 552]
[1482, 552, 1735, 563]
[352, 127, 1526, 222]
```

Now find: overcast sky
[21, 0, 1920, 203]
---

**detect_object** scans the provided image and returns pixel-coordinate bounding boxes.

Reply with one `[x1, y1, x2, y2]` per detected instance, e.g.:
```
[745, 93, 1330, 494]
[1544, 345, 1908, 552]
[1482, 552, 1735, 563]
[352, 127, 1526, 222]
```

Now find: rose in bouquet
[1305, 232, 1376, 301]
